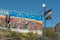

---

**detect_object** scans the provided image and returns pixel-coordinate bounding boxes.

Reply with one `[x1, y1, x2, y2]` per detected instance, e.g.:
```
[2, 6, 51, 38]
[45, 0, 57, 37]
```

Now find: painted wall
[0, 9, 43, 30]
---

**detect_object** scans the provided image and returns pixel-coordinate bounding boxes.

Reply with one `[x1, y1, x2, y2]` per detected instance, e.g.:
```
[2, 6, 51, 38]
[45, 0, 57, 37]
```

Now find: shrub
[43, 29, 57, 40]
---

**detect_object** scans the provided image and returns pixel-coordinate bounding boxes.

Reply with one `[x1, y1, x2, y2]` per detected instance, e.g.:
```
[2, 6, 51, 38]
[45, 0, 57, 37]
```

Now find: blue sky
[0, 0, 60, 27]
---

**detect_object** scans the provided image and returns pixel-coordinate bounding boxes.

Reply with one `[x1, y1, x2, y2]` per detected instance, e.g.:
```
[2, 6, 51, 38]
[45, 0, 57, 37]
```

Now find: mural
[0, 9, 43, 30]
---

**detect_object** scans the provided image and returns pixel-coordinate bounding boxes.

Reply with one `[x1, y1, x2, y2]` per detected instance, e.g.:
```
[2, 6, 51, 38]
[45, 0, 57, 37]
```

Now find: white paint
[0, 27, 42, 35]
[11, 28, 42, 35]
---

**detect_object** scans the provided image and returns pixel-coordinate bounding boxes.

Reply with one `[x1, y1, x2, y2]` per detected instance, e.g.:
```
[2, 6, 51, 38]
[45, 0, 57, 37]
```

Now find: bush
[43, 29, 57, 40]
[4, 30, 39, 40]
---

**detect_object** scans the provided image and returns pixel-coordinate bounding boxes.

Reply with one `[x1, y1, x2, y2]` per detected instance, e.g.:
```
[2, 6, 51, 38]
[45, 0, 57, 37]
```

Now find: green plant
[43, 29, 57, 40]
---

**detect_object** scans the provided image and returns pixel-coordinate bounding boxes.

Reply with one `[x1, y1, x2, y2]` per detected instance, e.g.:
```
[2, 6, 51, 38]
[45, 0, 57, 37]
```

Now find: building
[55, 23, 60, 32]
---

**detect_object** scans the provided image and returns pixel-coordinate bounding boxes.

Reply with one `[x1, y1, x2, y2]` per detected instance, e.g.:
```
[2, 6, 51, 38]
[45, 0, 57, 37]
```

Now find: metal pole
[44, 7, 46, 28]
[42, 3, 46, 28]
